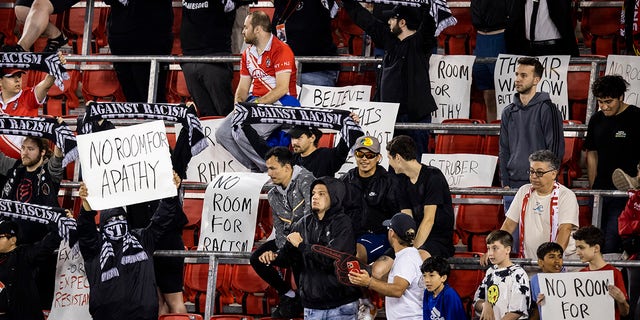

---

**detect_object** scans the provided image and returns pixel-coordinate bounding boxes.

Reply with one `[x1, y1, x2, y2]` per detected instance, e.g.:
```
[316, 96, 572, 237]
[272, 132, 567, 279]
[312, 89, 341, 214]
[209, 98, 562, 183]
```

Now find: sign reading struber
[76, 120, 176, 210]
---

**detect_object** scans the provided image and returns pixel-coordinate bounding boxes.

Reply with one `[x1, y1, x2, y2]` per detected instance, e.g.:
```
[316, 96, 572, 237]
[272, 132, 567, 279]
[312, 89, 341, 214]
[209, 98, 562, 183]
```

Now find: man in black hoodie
[283, 177, 361, 319]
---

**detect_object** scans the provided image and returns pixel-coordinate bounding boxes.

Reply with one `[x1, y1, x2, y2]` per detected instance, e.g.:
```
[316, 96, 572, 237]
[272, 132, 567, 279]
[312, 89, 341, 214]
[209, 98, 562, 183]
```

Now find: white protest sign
[76, 120, 176, 210]
[421, 153, 497, 187]
[429, 54, 475, 123]
[606, 55, 640, 106]
[494, 54, 570, 120]
[298, 84, 372, 107]
[48, 242, 92, 320]
[198, 172, 270, 252]
[176, 119, 249, 183]
[539, 270, 614, 320]
[334, 101, 399, 176]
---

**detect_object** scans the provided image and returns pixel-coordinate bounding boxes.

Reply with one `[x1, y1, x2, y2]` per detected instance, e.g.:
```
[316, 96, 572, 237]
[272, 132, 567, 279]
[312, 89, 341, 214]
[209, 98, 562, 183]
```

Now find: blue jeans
[303, 300, 358, 320]
[300, 70, 339, 87]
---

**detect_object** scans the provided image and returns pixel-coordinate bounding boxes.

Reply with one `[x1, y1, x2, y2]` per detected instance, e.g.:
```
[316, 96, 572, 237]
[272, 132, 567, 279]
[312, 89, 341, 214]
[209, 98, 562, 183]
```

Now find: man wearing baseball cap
[0, 219, 62, 319]
[338, 1, 437, 159]
[289, 122, 362, 178]
[348, 212, 424, 319]
[0, 51, 67, 159]
[341, 135, 410, 265]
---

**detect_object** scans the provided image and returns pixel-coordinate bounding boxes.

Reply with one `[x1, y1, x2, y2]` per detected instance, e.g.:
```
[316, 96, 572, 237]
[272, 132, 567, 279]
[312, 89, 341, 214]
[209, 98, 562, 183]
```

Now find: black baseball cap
[0, 220, 18, 238]
[383, 213, 417, 242]
[383, 5, 422, 30]
[288, 125, 323, 140]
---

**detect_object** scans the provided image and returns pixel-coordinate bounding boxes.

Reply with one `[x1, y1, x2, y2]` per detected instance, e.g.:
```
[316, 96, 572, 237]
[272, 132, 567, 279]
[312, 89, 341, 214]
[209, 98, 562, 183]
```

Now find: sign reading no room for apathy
[429, 54, 475, 123]
[198, 172, 270, 252]
[539, 270, 614, 320]
[77, 120, 176, 210]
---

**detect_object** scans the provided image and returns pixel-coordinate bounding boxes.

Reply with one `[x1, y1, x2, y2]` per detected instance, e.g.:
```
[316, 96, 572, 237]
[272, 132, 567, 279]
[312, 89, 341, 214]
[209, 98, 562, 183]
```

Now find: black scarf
[0, 198, 76, 241]
[232, 102, 362, 145]
[0, 52, 69, 90]
[0, 116, 77, 167]
[354, 0, 456, 36]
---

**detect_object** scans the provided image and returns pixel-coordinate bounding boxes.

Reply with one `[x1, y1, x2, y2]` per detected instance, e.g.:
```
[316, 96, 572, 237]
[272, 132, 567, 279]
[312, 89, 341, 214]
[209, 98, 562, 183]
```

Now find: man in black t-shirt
[585, 75, 640, 254]
[289, 124, 362, 177]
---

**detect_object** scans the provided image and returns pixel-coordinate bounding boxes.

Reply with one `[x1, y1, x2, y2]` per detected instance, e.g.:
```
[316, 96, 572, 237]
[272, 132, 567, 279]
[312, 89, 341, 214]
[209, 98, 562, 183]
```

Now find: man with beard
[339, 3, 437, 159]
[216, 10, 299, 172]
[289, 123, 362, 178]
[499, 57, 564, 190]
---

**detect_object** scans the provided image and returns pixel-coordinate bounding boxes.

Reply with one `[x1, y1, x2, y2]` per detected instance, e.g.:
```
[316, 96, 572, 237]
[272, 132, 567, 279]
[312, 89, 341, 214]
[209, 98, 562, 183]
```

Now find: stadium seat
[567, 65, 597, 123]
[159, 313, 203, 320]
[184, 262, 234, 314]
[455, 191, 505, 252]
[62, 3, 108, 54]
[332, 8, 372, 56]
[438, 6, 475, 55]
[167, 70, 193, 104]
[316, 132, 335, 149]
[209, 316, 254, 320]
[576, 192, 593, 227]
[447, 252, 485, 317]
[171, 6, 183, 55]
[435, 119, 486, 154]
[559, 120, 583, 187]
[44, 69, 81, 116]
[230, 264, 275, 315]
[182, 190, 204, 248]
[580, 1, 624, 55]
[81, 62, 126, 102]
[255, 199, 273, 242]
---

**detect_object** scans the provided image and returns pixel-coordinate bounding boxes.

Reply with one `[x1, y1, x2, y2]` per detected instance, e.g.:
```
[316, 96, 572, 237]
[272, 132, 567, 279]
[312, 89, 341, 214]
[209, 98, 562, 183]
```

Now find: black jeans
[250, 239, 301, 295]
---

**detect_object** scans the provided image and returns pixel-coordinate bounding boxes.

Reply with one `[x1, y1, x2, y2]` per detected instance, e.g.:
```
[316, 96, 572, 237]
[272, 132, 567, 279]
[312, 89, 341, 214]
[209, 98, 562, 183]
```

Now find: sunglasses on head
[354, 150, 378, 159]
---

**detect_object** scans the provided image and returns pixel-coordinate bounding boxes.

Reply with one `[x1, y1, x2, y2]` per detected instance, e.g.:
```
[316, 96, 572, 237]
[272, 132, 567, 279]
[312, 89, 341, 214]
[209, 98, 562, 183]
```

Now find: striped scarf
[0, 52, 69, 90]
[99, 218, 148, 282]
[353, 0, 457, 36]
[0, 198, 76, 242]
[518, 182, 560, 258]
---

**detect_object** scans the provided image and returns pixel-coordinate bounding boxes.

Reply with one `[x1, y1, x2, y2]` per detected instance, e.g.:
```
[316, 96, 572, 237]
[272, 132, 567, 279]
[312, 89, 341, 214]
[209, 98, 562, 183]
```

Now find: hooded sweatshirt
[499, 92, 565, 188]
[286, 177, 360, 309]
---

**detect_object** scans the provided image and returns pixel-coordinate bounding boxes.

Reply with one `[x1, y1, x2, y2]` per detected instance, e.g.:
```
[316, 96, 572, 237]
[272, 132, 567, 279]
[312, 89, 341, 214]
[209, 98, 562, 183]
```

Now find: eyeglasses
[354, 150, 378, 159]
[527, 168, 555, 177]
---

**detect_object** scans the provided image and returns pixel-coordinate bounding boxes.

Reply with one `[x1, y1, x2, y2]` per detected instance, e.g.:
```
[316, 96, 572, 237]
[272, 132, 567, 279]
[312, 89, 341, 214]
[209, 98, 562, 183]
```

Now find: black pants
[250, 240, 301, 295]
[181, 62, 234, 117]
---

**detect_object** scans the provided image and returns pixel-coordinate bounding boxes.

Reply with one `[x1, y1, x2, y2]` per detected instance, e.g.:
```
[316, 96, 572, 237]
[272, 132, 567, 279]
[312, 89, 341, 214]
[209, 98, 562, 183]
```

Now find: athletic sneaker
[357, 298, 377, 320]
[612, 168, 639, 191]
[1, 44, 25, 52]
[43, 34, 68, 53]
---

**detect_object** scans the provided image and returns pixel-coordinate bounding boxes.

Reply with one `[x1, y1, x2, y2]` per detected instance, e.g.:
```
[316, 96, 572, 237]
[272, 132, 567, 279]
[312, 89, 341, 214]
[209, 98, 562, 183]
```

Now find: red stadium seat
[62, 4, 108, 53]
[255, 199, 273, 242]
[435, 119, 486, 154]
[317, 132, 335, 148]
[81, 62, 126, 102]
[209, 316, 254, 320]
[447, 252, 485, 317]
[0, 6, 17, 46]
[455, 191, 505, 252]
[167, 70, 193, 104]
[230, 264, 275, 315]
[438, 7, 475, 55]
[558, 120, 583, 187]
[44, 69, 81, 116]
[580, 1, 624, 55]
[576, 192, 593, 227]
[171, 6, 183, 55]
[182, 190, 204, 248]
[184, 263, 234, 314]
[159, 313, 204, 320]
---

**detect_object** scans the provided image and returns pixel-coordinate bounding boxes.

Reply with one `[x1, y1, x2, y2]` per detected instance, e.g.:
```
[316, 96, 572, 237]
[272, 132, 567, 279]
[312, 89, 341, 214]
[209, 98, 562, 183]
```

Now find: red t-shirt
[580, 264, 629, 320]
[240, 35, 297, 98]
[0, 87, 43, 158]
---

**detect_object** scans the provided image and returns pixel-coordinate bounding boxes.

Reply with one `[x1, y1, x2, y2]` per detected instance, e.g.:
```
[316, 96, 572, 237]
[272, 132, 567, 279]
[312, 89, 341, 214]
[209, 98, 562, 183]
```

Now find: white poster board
[429, 54, 476, 123]
[494, 54, 570, 120]
[76, 120, 176, 210]
[334, 101, 399, 176]
[298, 84, 372, 107]
[538, 271, 615, 320]
[48, 242, 92, 320]
[176, 119, 250, 183]
[421, 153, 497, 187]
[198, 172, 270, 252]
[606, 55, 640, 106]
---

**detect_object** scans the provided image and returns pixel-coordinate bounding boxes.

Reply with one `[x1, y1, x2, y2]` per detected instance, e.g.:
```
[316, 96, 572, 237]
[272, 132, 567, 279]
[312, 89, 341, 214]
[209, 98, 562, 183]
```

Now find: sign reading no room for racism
[198, 172, 270, 252]
[494, 54, 570, 120]
[606, 55, 640, 106]
[77, 120, 176, 210]
[429, 54, 475, 123]
[177, 119, 250, 184]
[538, 271, 615, 320]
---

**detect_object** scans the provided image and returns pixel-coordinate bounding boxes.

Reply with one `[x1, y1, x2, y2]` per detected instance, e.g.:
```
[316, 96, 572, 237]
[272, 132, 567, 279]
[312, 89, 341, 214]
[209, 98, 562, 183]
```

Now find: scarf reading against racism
[518, 182, 560, 258]
[0, 116, 78, 167]
[353, 0, 456, 36]
[0, 198, 76, 242]
[0, 52, 69, 90]
[232, 102, 363, 145]
[81, 102, 208, 157]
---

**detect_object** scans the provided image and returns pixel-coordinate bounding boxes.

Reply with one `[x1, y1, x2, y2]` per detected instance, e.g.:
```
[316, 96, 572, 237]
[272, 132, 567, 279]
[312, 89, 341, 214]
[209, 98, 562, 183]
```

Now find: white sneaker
[358, 298, 376, 320]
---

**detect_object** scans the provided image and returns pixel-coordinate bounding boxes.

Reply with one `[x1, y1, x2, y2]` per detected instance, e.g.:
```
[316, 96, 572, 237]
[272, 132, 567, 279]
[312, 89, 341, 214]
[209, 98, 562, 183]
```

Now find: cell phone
[347, 260, 361, 273]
